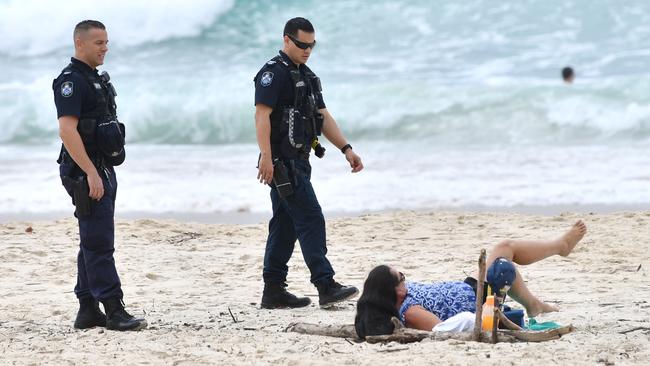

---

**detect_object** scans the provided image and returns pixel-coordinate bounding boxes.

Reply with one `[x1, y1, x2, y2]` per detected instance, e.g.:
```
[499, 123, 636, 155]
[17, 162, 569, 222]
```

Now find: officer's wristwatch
[341, 144, 352, 154]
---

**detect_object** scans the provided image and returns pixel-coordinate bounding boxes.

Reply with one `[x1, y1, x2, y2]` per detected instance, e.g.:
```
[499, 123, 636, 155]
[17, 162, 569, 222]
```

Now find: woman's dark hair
[562, 66, 574, 80]
[354, 265, 400, 339]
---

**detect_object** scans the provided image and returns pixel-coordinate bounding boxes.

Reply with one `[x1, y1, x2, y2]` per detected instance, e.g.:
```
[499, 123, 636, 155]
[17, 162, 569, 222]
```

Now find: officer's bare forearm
[255, 105, 273, 158]
[320, 109, 348, 149]
[59, 118, 97, 176]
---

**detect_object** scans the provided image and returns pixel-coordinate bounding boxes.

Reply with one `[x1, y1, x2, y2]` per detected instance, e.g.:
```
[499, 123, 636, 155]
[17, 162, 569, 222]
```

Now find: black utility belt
[58, 148, 103, 168]
[274, 155, 309, 161]
[280, 153, 310, 161]
[271, 145, 310, 160]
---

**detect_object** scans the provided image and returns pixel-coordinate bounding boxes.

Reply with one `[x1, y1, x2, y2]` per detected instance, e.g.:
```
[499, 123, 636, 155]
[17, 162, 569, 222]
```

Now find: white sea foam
[0, 0, 234, 56]
[1, 142, 649, 216]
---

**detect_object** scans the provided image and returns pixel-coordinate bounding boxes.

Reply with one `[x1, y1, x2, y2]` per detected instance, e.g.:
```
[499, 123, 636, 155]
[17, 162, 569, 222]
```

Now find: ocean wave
[3, 72, 650, 145]
[0, 0, 234, 56]
[3, 0, 650, 146]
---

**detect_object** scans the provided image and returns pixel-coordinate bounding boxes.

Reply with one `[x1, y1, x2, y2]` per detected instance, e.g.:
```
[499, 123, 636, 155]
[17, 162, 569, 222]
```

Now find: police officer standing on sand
[254, 17, 364, 309]
[53, 20, 146, 331]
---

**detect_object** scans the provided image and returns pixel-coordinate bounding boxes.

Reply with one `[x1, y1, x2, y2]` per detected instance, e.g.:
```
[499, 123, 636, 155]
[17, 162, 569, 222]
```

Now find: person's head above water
[562, 66, 575, 84]
[282, 17, 316, 66]
[354, 265, 406, 338]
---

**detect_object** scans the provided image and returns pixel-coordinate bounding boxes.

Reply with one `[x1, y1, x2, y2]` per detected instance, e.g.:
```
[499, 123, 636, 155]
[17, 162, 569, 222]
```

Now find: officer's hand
[87, 170, 105, 200]
[345, 150, 364, 173]
[257, 155, 274, 185]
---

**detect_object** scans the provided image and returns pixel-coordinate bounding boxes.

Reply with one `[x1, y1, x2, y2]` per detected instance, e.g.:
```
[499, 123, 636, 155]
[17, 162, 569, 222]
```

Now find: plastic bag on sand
[432, 312, 475, 332]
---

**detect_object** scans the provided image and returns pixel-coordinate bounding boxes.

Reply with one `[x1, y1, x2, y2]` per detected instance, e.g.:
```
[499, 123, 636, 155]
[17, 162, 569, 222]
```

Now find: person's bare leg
[508, 267, 558, 317]
[484, 220, 587, 316]
[486, 220, 587, 266]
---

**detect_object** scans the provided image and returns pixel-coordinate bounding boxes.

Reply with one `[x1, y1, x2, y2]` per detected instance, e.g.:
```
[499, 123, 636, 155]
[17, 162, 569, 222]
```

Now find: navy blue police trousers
[264, 159, 335, 287]
[61, 164, 123, 301]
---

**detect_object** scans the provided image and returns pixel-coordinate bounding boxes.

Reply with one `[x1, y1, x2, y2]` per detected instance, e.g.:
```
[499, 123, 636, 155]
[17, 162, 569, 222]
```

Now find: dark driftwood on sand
[497, 310, 523, 331]
[365, 329, 519, 344]
[285, 321, 519, 343]
[285, 322, 358, 339]
[286, 321, 573, 343]
[500, 325, 575, 342]
[473, 249, 487, 342]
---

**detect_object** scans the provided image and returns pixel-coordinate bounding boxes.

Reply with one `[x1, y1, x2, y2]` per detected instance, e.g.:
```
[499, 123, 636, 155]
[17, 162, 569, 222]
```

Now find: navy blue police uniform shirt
[53, 58, 98, 119]
[254, 51, 326, 112]
[254, 51, 326, 146]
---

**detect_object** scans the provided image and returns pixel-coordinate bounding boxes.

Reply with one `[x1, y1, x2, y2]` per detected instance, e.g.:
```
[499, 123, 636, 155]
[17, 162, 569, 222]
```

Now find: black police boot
[261, 282, 312, 309]
[73, 298, 106, 329]
[317, 280, 359, 307]
[101, 298, 148, 331]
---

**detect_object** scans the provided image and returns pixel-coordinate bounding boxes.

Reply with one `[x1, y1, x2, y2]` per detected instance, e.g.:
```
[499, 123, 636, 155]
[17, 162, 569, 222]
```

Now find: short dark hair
[74, 20, 106, 39]
[354, 265, 400, 339]
[562, 66, 574, 80]
[283, 17, 314, 37]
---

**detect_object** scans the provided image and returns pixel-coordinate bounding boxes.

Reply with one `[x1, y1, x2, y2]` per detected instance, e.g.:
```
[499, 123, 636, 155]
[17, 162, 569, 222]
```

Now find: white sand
[1, 211, 649, 365]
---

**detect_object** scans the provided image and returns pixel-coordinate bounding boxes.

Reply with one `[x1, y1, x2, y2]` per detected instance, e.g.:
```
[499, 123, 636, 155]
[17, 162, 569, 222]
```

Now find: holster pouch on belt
[272, 159, 293, 198]
[97, 119, 124, 149]
[62, 176, 92, 217]
[97, 119, 126, 166]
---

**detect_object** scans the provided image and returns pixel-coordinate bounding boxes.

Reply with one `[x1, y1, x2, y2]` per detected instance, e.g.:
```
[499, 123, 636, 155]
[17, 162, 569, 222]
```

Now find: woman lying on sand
[354, 221, 587, 338]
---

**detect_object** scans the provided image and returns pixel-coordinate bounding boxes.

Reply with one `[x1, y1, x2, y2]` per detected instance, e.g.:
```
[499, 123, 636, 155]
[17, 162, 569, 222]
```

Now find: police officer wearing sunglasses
[254, 17, 364, 309]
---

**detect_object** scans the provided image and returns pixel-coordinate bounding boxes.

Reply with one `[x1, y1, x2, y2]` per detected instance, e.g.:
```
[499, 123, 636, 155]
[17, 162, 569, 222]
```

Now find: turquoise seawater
[1, 0, 649, 215]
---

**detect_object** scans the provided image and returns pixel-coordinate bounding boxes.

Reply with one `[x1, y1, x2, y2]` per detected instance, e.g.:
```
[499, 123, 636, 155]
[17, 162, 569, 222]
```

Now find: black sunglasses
[286, 34, 317, 50]
[398, 271, 405, 284]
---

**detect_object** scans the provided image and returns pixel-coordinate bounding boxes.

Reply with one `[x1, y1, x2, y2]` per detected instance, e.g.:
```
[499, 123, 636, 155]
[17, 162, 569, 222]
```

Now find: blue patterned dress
[398, 281, 477, 323]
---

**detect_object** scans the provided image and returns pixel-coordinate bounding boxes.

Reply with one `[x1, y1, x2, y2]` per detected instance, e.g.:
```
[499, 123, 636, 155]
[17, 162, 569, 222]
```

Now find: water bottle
[481, 295, 495, 331]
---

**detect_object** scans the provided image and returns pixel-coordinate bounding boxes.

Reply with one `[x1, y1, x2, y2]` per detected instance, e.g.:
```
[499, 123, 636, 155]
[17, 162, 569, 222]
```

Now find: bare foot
[559, 220, 587, 256]
[527, 301, 559, 318]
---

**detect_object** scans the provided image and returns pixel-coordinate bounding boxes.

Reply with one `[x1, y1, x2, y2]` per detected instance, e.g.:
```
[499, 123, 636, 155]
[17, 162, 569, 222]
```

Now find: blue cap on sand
[487, 257, 516, 295]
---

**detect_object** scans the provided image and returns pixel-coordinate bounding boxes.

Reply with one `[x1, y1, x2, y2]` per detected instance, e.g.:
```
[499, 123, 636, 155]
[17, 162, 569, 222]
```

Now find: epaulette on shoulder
[267, 55, 289, 68]
[60, 63, 79, 78]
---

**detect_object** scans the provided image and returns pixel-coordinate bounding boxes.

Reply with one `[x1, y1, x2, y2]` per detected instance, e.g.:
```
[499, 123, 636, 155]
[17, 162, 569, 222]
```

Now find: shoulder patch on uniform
[63, 71, 72, 75]
[267, 60, 276, 65]
[93, 82, 102, 89]
[61, 81, 74, 97]
[260, 71, 274, 87]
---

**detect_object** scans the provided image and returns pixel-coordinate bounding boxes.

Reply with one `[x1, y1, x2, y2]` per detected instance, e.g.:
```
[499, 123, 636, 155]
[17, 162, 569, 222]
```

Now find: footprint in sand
[22, 249, 47, 257]
[145, 273, 164, 280]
